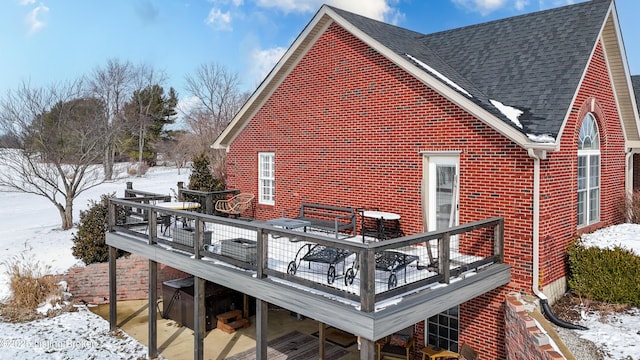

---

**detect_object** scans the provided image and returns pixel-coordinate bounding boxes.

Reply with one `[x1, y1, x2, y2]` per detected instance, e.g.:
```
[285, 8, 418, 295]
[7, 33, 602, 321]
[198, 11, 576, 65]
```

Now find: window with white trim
[258, 152, 275, 205]
[577, 113, 600, 227]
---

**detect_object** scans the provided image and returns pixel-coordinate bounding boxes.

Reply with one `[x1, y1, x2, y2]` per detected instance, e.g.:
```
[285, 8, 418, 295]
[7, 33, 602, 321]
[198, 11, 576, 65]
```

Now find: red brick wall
[226, 22, 531, 359]
[537, 41, 626, 289]
[224, 23, 626, 359]
[64, 255, 189, 304]
[504, 294, 564, 360]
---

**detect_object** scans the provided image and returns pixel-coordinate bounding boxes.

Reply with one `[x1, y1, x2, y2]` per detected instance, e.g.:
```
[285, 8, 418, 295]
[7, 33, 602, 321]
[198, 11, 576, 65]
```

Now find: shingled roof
[633, 75, 640, 114]
[215, 0, 640, 151]
[328, 0, 612, 140]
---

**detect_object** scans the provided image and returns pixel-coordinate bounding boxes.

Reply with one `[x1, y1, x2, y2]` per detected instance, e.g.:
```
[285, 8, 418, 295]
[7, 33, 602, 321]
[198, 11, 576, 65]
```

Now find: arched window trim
[577, 113, 600, 228]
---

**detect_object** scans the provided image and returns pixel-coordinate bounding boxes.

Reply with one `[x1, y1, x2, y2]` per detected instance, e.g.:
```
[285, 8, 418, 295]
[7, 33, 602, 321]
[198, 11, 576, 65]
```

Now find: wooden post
[148, 260, 158, 359]
[256, 299, 268, 360]
[256, 228, 268, 360]
[108, 245, 117, 332]
[177, 181, 184, 201]
[194, 276, 205, 360]
[205, 193, 214, 215]
[359, 338, 375, 360]
[359, 248, 375, 313]
[194, 218, 203, 259]
[319, 322, 326, 359]
[494, 219, 504, 263]
[440, 233, 451, 284]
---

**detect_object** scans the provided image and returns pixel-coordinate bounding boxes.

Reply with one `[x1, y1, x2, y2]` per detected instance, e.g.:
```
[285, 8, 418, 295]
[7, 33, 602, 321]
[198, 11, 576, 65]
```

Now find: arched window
[577, 113, 600, 227]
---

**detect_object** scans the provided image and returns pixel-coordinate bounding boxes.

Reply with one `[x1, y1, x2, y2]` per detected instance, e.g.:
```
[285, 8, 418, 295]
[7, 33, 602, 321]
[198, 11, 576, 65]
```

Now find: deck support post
[256, 228, 269, 360]
[194, 276, 205, 360]
[108, 245, 117, 332]
[148, 260, 158, 359]
[319, 322, 326, 359]
[360, 338, 375, 359]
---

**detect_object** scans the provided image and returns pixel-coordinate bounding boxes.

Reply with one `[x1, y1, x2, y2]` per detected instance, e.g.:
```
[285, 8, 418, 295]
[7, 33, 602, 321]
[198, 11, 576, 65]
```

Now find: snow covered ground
[0, 165, 638, 359]
[0, 165, 188, 359]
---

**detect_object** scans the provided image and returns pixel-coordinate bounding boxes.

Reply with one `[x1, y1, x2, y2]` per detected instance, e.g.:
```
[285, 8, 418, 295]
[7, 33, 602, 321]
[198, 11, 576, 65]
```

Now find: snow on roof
[526, 133, 556, 143]
[489, 99, 523, 129]
[405, 54, 472, 97]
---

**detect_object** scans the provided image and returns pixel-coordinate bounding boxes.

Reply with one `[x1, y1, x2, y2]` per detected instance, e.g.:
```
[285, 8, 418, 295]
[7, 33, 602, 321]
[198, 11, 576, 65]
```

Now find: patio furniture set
[271, 203, 424, 289]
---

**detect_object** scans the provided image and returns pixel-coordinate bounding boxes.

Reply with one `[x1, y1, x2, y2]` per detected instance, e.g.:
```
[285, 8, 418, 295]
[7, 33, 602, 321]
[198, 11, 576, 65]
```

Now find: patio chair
[215, 193, 254, 218]
[376, 327, 414, 360]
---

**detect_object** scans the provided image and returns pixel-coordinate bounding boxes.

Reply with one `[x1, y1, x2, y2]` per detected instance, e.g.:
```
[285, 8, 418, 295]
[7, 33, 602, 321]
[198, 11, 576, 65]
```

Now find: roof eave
[213, 6, 335, 151]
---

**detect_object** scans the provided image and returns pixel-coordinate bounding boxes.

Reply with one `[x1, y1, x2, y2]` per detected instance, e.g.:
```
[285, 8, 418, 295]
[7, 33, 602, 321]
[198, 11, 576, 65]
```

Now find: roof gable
[215, 0, 638, 152]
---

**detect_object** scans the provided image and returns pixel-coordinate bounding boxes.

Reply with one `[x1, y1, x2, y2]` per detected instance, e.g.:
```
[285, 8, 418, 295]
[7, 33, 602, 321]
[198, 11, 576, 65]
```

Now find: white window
[258, 152, 275, 205]
[577, 113, 600, 227]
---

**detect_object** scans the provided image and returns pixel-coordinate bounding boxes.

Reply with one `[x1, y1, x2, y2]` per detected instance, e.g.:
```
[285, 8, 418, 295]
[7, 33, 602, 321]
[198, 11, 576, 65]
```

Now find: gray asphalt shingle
[329, 0, 612, 140]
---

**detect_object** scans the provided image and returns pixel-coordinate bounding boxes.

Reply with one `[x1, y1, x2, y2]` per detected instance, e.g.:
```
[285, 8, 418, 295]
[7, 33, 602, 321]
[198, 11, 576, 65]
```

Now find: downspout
[527, 148, 588, 330]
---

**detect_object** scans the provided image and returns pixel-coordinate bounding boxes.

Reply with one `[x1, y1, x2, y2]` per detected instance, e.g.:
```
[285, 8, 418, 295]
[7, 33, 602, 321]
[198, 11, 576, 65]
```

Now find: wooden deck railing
[109, 197, 504, 311]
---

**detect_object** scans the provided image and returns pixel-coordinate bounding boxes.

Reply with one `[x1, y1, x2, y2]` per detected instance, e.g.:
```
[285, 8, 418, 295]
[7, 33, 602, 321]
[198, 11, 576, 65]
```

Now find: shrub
[568, 240, 640, 306]
[1, 252, 61, 321]
[72, 193, 127, 265]
[188, 152, 224, 191]
[621, 190, 640, 224]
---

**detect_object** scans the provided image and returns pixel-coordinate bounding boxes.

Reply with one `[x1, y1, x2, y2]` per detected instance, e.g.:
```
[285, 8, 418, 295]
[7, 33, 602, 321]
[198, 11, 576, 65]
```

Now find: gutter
[527, 148, 588, 331]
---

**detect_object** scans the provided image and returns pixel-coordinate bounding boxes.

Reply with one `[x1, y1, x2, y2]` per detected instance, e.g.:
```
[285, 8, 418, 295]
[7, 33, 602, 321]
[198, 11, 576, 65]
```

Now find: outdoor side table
[360, 210, 401, 242]
[420, 345, 461, 360]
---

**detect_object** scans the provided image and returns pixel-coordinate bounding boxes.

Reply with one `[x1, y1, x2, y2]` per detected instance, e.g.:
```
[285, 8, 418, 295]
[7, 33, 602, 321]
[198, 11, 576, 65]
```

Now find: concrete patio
[91, 300, 361, 360]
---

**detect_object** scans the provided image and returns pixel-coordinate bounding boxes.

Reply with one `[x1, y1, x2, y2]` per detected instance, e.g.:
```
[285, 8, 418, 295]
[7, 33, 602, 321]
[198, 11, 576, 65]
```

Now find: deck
[106, 197, 510, 359]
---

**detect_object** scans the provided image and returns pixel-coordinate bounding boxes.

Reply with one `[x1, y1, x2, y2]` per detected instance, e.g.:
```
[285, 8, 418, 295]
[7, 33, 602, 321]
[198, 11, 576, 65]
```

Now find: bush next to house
[72, 194, 128, 265]
[188, 152, 224, 191]
[568, 241, 640, 306]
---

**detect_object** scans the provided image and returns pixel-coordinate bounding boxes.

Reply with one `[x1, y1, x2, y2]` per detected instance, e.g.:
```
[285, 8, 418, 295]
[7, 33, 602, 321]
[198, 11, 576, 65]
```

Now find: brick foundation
[63, 254, 189, 304]
[504, 293, 564, 360]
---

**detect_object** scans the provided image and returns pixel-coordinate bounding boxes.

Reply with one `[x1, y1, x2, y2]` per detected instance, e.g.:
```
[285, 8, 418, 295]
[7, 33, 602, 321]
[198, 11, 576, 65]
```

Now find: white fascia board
[212, 7, 334, 151]
[608, 3, 640, 142]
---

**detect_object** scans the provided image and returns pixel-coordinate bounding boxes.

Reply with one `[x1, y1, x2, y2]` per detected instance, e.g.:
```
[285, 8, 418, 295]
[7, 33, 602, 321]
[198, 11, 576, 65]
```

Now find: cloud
[248, 46, 286, 86]
[206, 7, 233, 30]
[254, 0, 401, 23]
[25, 3, 49, 34]
[19, 0, 36, 5]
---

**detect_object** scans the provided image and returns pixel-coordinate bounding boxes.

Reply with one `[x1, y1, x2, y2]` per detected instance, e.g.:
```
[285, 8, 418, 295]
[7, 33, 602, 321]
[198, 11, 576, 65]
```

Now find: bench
[292, 203, 356, 239]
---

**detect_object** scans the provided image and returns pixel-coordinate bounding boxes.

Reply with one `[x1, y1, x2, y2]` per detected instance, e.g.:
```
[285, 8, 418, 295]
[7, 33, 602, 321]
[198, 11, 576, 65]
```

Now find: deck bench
[292, 203, 356, 239]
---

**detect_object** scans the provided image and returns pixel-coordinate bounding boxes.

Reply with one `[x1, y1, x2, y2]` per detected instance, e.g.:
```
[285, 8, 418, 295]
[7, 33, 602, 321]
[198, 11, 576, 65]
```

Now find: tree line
[0, 58, 249, 230]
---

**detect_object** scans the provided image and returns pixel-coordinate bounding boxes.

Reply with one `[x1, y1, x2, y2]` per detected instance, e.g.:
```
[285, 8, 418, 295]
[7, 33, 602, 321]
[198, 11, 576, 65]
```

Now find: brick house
[213, 0, 639, 358]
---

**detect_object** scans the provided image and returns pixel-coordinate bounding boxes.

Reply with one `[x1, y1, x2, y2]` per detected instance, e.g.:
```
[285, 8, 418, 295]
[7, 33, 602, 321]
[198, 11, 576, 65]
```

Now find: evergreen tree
[188, 152, 224, 191]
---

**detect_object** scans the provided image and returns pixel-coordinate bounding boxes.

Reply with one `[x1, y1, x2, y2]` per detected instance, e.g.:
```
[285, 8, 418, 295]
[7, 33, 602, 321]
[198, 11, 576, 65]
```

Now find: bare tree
[88, 58, 134, 180]
[183, 63, 248, 180]
[154, 130, 191, 174]
[0, 80, 105, 230]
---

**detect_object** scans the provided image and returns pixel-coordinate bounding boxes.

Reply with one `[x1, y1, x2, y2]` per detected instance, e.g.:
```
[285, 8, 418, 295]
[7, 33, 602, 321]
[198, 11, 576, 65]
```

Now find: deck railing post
[194, 216, 203, 259]
[439, 233, 451, 284]
[177, 181, 184, 201]
[494, 218, 504, 263]
[359, 248, 375, 312]
[148, 208, 157, 244]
